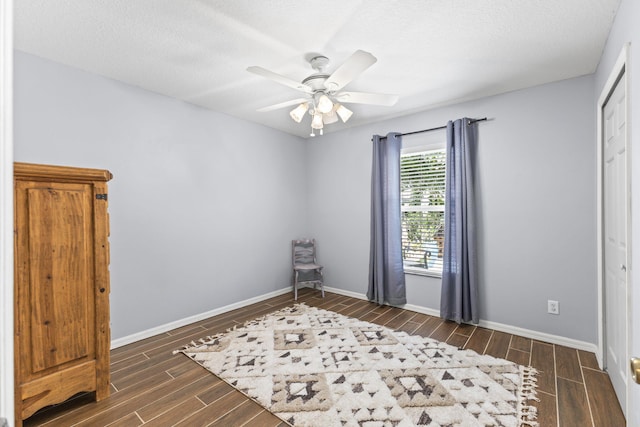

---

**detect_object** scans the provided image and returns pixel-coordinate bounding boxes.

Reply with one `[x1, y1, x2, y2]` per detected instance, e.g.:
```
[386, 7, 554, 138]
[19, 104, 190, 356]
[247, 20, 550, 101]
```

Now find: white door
[603, 70, 628, 415]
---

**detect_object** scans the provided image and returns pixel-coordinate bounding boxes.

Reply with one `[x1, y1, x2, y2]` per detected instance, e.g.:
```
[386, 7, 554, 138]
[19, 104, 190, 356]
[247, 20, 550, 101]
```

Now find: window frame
[400, 140, 446, 278]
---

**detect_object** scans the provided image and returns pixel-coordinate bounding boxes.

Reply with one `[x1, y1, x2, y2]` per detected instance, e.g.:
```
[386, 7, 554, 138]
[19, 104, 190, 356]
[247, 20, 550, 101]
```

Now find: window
[400, 148, 446, 275]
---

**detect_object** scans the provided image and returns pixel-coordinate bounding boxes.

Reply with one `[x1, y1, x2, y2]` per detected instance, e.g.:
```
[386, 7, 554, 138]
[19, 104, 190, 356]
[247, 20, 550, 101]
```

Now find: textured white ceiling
[15, 0, 620, 138]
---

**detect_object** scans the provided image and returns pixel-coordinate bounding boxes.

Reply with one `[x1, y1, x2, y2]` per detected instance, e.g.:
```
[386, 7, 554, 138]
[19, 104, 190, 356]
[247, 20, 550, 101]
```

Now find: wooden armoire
[13, 162, 112, 424]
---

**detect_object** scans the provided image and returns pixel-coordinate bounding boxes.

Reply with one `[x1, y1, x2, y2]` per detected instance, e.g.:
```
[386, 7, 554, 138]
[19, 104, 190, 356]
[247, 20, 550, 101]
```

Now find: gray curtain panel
[368, 132, 407, 305]
[440, 118, 479, 323]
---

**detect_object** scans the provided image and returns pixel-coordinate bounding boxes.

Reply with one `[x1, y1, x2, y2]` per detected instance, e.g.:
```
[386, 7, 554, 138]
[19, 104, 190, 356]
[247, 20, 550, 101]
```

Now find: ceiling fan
[247, 50, 399, 136]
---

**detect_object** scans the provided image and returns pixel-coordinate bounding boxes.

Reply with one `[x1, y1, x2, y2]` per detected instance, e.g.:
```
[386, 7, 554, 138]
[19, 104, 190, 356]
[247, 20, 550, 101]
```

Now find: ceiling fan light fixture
[336, 104, 353, 123]
[289, 102, 309, 123]
[316, 93, 334, 114]
[311, 111, 324, 129]
[323, 108, 338, 124]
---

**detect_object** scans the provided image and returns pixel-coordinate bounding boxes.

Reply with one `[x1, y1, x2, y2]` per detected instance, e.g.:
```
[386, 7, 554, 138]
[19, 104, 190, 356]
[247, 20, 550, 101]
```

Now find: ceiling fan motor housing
[302, 74, 331, 92]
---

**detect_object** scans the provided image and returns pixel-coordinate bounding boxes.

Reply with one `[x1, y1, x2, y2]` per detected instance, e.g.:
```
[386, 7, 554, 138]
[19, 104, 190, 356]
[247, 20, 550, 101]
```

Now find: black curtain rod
[375, 117, 488, 141]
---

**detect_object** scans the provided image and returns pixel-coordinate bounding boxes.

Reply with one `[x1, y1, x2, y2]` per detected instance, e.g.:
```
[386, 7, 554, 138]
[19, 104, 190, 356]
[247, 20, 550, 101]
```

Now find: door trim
[0, 0, 13, 425]
[596, 42, 630, 416]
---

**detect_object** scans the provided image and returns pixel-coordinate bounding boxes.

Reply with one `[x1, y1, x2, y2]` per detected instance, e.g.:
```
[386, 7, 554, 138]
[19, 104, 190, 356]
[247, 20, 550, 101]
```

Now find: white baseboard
[474, 319, 598, 353]
[322, 286, 368, 301]
[112, 285, 598, 355]
[324, 286, 598, 354]
[110, 287, 291, 349]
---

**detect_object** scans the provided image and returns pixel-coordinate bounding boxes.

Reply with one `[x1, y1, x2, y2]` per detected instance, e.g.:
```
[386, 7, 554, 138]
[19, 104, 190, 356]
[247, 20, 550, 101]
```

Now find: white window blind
[400, 148, 446, 274]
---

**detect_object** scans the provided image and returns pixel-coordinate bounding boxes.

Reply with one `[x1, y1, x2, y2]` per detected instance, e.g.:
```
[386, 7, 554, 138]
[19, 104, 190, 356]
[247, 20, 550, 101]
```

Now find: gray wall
[595, 0, 640, 423]
[14, 51, 308, 339]
[308, 75, 597, 343]
[14, 51, 598, 347]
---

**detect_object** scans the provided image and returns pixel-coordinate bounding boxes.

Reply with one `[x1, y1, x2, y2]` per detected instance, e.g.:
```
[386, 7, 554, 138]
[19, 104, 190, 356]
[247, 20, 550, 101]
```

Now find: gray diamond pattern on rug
[176, 304, 538, 427]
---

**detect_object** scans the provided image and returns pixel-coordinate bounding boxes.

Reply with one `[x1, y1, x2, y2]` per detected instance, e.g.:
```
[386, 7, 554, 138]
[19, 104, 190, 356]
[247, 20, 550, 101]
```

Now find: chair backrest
[292, 239, 317, 265]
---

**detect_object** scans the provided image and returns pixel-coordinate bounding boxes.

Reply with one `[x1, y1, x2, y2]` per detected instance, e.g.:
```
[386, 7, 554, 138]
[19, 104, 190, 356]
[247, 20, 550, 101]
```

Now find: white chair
[292, 238, 324, 300]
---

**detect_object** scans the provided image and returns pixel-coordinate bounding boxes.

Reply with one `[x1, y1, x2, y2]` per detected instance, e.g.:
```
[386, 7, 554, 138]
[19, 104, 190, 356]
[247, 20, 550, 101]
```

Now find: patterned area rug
[175, 304, 538, 426]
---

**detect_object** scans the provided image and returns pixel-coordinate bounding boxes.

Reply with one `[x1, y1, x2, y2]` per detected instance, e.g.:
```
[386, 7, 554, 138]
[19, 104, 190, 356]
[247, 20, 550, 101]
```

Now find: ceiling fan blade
[324, 50, 377, 92]
[256, 98, 309, 112]
[247, 66, 313, 94]
[335, 91, 399, 106]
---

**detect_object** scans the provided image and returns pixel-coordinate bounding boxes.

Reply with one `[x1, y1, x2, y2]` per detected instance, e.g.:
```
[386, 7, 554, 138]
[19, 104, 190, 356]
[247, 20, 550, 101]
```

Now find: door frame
[0, 0, 13, 425]
[596, 42, 631, 415]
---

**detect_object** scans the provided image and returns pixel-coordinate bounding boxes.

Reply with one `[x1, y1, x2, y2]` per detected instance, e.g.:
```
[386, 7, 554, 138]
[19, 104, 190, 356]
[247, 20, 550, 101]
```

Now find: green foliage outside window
[400, 150, 446, 269]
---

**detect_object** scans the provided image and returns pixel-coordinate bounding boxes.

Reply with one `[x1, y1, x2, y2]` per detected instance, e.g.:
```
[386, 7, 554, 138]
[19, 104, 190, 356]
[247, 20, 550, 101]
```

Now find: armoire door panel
[25, 185, 96, 373]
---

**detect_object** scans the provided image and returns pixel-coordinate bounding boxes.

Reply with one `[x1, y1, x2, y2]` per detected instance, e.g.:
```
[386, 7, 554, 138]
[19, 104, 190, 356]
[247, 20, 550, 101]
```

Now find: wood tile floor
[24, 289, 625, 427]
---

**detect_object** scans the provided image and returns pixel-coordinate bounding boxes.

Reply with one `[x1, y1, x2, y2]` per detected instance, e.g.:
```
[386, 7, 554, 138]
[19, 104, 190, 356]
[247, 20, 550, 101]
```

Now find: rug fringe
[518, 366, 540, 427]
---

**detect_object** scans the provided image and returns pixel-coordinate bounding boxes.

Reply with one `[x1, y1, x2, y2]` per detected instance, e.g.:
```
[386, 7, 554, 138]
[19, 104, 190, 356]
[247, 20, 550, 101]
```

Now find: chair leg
[294, 270, 298, 301]
[319, 269, 325, 298]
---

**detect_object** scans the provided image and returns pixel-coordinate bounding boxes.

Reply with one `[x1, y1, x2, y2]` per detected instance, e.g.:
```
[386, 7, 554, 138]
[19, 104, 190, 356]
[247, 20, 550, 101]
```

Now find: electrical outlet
[548, 300, 559, 315]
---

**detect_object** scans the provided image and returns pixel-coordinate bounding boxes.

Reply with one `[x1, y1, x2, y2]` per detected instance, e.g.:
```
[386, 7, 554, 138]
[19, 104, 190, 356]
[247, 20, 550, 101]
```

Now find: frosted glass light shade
[316, 94, 334, 114]
[336, 104, 353, 122]
[289, 103, 309, 123]
[311, 112, 324, 129]
[322, 107, 338, 124]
